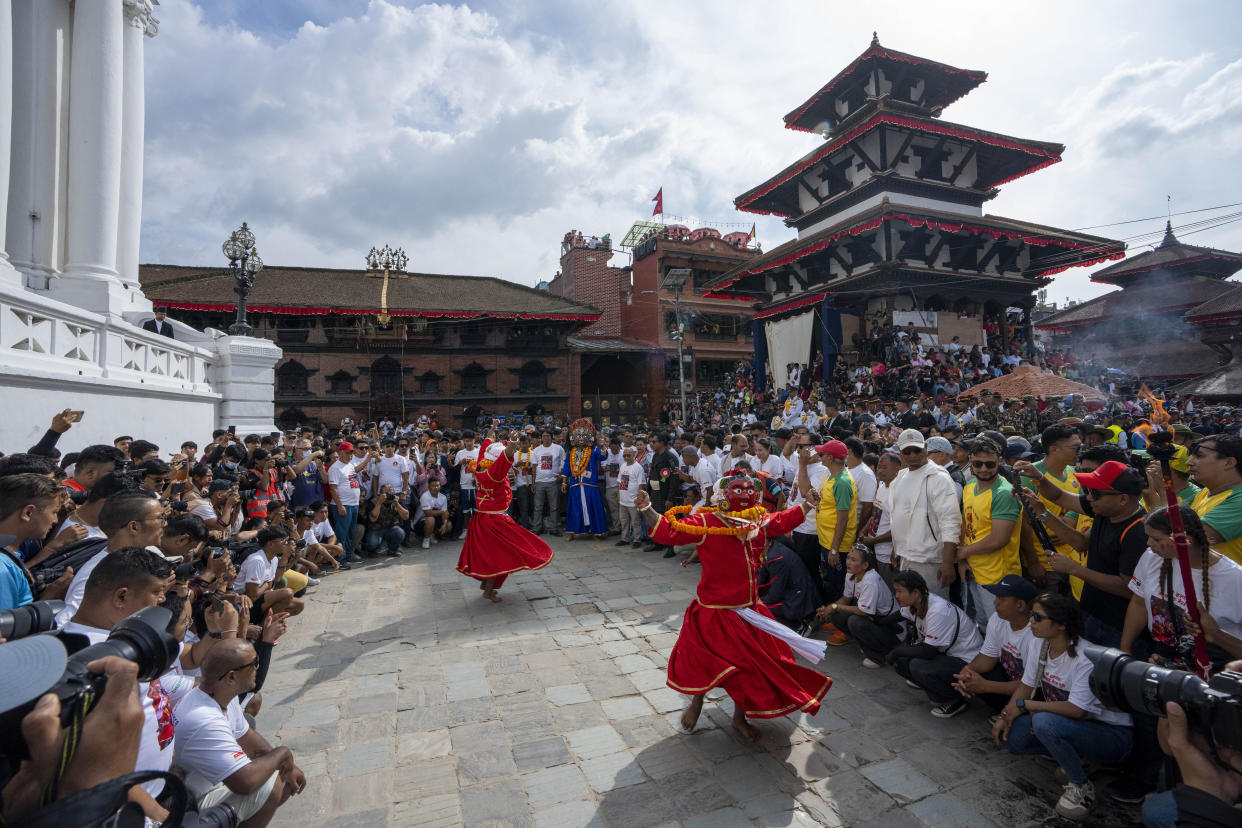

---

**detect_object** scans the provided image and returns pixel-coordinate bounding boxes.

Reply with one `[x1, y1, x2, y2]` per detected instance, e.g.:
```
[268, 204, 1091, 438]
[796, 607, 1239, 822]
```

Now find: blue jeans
[332, 505, 359, 558]
[1004, 711, 1132, 785]
[1140, 790, 1176, 828]
[365, 525, 405, 554]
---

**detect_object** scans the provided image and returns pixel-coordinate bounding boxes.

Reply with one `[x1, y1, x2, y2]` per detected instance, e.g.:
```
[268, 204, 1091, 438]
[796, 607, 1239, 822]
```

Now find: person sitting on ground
[235, 525, 304, 622]
[171, 639, 306, 826]
[364, 483, 408, 558]
[757, 536, 821, 633]
[885, 569, 983, 718]
[816, 543, 899, 665]
[992, 592, 1133, 822]
[417, 478, 452, 549]
[951, 574, 1038, 710]
[292, 507, 342, 574]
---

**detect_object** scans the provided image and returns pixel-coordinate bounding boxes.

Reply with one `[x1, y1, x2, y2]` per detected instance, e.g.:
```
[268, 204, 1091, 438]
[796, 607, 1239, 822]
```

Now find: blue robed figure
[562, 422, 609, 538]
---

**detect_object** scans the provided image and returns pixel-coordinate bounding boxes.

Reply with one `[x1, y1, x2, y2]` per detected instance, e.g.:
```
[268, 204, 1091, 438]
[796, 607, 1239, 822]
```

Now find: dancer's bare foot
[731, 707, 759, 741]
[593, 534, 604, 541]
[483, 588, 502, 603]
[564, 533, 575, 542]
[679, 695, 704, 732]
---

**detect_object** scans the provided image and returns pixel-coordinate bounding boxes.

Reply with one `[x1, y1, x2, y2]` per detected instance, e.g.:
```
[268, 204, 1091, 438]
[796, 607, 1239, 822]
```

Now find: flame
[1139, 384, 1170, 428]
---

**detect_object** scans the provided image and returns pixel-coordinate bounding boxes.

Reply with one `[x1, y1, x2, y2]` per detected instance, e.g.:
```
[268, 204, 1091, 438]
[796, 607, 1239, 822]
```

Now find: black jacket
[142, 318, 175, 338]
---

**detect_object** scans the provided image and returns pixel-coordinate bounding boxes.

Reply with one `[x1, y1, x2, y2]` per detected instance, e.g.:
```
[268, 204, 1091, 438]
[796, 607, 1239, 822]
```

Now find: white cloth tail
[733, 607, 826, 664]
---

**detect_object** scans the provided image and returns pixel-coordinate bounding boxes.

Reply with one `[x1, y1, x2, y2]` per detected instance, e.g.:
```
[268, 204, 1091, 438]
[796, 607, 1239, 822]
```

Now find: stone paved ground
[260, 536, 1142, 828]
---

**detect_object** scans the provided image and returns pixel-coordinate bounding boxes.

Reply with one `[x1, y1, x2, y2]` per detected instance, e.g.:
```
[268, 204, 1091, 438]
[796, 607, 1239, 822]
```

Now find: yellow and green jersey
[817, 469, 858, 552]
[963, 476, 1022, 585]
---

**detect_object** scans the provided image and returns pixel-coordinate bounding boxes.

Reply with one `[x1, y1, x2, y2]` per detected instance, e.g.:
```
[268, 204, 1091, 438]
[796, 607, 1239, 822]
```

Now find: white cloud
[141, 0, 1242, 303]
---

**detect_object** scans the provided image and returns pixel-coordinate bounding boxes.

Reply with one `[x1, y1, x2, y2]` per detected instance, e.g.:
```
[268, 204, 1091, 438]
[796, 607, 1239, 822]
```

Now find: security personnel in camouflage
[999, 398, 1025, 433]
[1014, 395, 1041, 438]
[975, 391, 1003, 431]
[1065, 393, 1090, 422]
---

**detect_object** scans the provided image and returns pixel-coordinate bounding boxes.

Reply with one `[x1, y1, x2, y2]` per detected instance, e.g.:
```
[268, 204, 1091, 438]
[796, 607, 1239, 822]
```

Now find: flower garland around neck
[514, 446, 532, 470]
[662, 504, 768, 537]
[569, 447, 592, 478]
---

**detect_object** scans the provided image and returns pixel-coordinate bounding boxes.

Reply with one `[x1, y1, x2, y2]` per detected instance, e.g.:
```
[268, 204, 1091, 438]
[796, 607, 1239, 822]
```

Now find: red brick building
[139, 264, 600, 427]
[549, 227, 760, 423]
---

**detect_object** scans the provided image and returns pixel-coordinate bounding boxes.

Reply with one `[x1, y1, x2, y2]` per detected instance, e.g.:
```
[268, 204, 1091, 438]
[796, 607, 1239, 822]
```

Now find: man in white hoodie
[887, 429, 961, 598]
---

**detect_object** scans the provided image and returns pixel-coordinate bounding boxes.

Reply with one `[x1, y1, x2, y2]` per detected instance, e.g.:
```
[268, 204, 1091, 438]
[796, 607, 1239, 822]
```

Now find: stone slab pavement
[259, 535, 1142, 827]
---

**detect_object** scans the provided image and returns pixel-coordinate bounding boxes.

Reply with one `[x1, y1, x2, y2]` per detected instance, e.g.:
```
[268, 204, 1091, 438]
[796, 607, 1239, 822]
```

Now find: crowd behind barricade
[2, 337, 1242, 825]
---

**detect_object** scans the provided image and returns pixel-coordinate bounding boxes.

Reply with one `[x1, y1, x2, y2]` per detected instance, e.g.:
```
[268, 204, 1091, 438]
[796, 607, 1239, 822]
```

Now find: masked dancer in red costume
[457, 423, 554, 603]
[635, 472, 832, 739]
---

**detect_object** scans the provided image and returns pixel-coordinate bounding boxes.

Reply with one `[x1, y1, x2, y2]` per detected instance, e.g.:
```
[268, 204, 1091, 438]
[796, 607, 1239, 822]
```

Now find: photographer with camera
[992, 593, 1133, 821]
[288, 441, 327, 509]
[240, 449, 289, 522]
[137, 458, 173, 497]
[0, 475, 76, 610]
[235, 526, 304, 621]
[364, 484, 408, 558]
[52, 472, 133, 552]
[54, 491, 167, 627]
[191, 479, 243, 539]
[59, 548, 189, 823]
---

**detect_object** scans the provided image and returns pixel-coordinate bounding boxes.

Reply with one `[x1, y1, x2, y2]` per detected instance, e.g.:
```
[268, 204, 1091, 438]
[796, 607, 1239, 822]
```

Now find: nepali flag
[652, 187, 663, 216]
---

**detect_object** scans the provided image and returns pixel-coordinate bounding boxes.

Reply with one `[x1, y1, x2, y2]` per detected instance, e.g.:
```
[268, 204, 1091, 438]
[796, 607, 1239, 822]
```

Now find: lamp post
[661, 268, 692, 423]
[222, 222, 263, 336]
[365, 244, 409, 326]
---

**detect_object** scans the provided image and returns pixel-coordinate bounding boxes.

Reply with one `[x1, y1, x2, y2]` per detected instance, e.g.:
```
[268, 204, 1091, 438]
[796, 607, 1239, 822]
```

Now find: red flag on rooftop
[652, 188, 663, 216]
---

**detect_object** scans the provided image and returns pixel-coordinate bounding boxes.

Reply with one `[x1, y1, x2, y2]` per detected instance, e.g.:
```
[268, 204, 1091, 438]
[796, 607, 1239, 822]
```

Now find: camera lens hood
[0, 635, 69, 715]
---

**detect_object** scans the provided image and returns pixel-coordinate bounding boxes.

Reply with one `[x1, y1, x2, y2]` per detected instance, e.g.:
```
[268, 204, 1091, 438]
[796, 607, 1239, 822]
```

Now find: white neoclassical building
[0, 0, 279, 450]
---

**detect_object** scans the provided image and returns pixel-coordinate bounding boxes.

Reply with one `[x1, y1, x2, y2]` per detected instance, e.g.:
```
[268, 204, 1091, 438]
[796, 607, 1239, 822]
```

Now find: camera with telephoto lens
[1086, 644, 1242, 754]
[30, 566, 69, 594]
[0, 600, 64, 641]
[0, 605, 180, 761]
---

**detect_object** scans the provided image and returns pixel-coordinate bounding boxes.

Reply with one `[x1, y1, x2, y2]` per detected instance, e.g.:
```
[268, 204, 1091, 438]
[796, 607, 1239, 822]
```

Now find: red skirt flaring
[456, 511, 554, 589]
[667, 600, 832, 719]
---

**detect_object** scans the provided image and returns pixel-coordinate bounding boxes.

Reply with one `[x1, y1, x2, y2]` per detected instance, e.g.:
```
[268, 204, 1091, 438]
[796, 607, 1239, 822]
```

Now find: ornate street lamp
[365, 244, 409, 326]
[222, 222, 263, 335]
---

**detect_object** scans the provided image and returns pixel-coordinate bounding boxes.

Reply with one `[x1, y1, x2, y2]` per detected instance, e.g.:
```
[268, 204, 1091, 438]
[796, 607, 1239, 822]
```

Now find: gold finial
[871, 31, 879, 47]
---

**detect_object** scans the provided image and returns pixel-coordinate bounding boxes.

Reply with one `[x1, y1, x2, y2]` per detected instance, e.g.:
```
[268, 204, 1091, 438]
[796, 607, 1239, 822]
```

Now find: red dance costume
[650, 506, 832, 718]
[456, 447, 554, 589]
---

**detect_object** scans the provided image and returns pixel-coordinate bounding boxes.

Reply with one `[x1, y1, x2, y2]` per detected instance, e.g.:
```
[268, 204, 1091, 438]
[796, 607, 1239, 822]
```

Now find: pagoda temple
[1040, 222, 1242, 384]
[703, 36, 1124, 388]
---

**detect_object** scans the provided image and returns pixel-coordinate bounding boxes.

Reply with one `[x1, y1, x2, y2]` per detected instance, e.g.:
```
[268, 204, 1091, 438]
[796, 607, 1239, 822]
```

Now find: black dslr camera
[0, 600, 63, 641]
[0, 605, 180, 761]
[1086, 644, 1242, 754]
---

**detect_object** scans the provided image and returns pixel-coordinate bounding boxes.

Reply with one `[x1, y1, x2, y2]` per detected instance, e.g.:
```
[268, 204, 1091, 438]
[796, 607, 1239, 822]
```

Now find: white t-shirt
[758, 453, 784, 480]
[780, 454, 798, 487]
[687, 460, 716, 507]
[618, 462, 646, 507]
[417, 490, 448, 523]
[900, 593, 983, 661]
[56, 515, 106, 542]
[531, 444, 564, 484]
[848, 462, 877, 506]
[872, 481, 893, 564]
[55, 548, 108, 627]
[979, 613, 1036, 681]
[455, 448, 476, 490]
[190, 501, 219, 523]
[373, 454, 412, 492]
[1019, 637, 1132, 726]
[843, 569, 895, 616]
[792, 463, 829, 535]
[60, 622, 194, 796]
[234, 550, 278, 595]
[328, 457, 366, 507]
[720, 452, 756, 475]
[171, 687, 253, 800]
[604, 450, 624, 489]
[1129, 550, 1242, 649]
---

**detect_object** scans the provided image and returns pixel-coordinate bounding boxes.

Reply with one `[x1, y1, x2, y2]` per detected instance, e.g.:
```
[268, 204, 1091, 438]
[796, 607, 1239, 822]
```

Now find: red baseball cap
[1073, 460, 1144, 495]
[814, 440, 848, 460]
[337, 441, 354, 452]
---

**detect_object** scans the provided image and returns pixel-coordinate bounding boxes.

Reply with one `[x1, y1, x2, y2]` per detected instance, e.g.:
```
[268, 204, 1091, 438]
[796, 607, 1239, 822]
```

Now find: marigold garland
[662, 504, 769, 537]
[467, 458, 494, 473]
[569, 447, 592, 479]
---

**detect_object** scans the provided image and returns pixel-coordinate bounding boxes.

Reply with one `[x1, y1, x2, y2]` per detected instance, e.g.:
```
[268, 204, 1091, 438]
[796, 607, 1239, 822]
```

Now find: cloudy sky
[141, 0, 1242, 306]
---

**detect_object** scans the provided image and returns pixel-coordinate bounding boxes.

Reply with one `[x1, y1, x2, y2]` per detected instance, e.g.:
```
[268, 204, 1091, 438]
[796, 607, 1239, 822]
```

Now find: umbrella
[957, 365, 1108, 403]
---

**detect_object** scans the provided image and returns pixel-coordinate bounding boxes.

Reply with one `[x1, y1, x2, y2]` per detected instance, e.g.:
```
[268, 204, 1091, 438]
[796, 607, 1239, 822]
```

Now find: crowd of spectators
[4, 334, 1242, 825]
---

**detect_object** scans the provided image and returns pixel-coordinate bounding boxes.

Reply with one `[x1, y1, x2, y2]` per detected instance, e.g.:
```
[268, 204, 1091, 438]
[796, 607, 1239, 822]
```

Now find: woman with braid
[1121, 505, 1242, 671]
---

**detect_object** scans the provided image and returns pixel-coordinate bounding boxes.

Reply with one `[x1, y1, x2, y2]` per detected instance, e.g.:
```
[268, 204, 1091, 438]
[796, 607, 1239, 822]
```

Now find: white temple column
[116, 0, 155, 290]
[55, 0, 125, 313]
[0, 0, 19, 286]
[6, 0, 72, 291]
